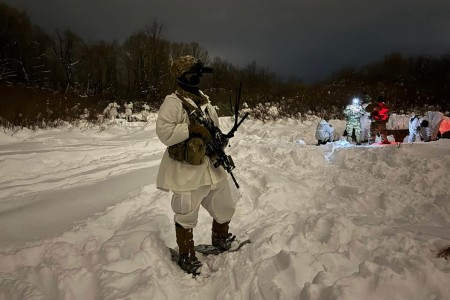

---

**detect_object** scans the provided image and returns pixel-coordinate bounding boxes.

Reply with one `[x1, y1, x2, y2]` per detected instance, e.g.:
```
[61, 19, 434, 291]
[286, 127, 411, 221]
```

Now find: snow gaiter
[175, 223, 202, 275]
[175, 223, 195, 259]
[212, 220, 232, 249]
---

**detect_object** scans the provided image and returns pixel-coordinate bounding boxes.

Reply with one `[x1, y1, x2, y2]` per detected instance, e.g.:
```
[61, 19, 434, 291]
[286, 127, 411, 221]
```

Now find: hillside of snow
[0, 116, 449, 300]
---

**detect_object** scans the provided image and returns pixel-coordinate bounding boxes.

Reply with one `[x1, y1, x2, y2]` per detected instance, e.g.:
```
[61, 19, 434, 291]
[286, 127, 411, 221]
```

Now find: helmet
[170, 55, 213, 78]
[170, 55, 200, 78]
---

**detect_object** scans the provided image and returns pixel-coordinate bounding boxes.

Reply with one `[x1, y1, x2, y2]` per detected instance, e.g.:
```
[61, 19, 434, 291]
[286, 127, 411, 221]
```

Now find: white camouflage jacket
[155, 92, 228, 192]
[315, 119, 334, 141]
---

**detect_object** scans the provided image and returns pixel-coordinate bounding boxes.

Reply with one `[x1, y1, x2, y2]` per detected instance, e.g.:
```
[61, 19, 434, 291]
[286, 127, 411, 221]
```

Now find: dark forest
[1, 3, 449, 128]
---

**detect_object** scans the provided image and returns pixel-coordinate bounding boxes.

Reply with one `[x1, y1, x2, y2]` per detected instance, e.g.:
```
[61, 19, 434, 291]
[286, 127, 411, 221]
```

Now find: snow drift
[0, 116, 449, 300]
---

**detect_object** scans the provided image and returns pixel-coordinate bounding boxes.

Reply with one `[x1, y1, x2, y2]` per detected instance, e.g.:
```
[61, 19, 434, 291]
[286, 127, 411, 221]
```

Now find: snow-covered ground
[0, 116, 449, 300]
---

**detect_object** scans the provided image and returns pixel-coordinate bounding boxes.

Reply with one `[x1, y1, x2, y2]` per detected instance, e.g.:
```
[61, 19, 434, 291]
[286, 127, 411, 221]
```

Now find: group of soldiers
[344, 95, 390, 145]
[316, 95, 390, 145]
[102, 101, 137, 122]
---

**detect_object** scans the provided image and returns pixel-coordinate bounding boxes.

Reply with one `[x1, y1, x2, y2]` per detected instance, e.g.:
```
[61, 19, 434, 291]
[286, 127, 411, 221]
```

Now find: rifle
[189, 83, 249, 188]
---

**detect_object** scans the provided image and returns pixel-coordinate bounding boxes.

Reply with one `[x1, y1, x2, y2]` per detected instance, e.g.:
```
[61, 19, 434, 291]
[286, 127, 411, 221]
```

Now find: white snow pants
[171, 178, 235, 229]
[408, 130, 421, 143]
[360, 116, 371, 141]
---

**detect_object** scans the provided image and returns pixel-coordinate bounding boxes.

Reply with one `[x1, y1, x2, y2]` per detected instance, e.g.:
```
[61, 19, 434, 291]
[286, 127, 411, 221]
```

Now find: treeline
[1, 2, 450, 127]
[325, 52, 450, 113]
[0, 3, 200, 103]
[0, 3, 284, 107]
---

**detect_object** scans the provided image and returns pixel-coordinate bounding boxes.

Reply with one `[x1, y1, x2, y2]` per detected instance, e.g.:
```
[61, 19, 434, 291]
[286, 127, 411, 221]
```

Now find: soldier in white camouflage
[156, 55, 239, 275]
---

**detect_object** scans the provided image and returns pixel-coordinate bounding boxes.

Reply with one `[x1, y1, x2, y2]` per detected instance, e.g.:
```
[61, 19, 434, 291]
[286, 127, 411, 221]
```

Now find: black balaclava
[176, 72, 202, 95]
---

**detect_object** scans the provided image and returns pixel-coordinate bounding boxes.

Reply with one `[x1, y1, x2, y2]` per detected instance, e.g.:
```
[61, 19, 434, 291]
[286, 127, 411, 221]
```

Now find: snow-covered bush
[242, 102, 283, 121]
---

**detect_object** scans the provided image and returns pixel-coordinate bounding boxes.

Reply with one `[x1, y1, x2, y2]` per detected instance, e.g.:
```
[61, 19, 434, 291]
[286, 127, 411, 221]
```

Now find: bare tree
[144, 20, 170, 102]
[122, 31, 147, 94]
[0, 59, 16, 82]
[80, 41, 119, 95]
[52, 29, 83, 93]
[170, 41, 209, 63]
[121, 20, 170, 102]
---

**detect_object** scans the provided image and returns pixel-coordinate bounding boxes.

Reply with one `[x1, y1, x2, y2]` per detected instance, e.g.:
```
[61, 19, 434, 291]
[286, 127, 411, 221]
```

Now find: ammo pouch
[168, 137, 207, 165]
[168, 91, 210, 165]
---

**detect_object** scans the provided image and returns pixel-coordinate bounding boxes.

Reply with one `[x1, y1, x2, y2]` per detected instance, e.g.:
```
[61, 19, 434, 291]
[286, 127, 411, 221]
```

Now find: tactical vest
[167, 92, 210, 165]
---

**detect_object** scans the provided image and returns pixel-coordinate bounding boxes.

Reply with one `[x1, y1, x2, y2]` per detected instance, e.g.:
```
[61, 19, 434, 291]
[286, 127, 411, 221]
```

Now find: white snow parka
[315, 119, 335, 142]
[156, 92, 228, 192]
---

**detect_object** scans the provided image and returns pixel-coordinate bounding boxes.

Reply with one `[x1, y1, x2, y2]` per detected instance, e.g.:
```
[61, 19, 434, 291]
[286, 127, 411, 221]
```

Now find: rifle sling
[174, 91, 212, 122]
[175, 91, 197, 115]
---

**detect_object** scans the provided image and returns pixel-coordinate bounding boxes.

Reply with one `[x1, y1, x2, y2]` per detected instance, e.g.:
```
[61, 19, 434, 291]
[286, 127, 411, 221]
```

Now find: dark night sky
[4, 0, 450, 82]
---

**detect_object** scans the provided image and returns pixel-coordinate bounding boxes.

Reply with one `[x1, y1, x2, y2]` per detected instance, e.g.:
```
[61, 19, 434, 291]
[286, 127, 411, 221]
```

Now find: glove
[188, 123, 211, 143]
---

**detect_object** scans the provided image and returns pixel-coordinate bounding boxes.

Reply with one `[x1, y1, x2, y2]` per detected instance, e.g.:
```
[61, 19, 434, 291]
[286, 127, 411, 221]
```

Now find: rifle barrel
[230, 171, 239, 188]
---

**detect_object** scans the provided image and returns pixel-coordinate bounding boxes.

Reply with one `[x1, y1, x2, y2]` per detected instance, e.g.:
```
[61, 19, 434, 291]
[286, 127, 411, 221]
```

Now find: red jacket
[372, 102, 389, 121]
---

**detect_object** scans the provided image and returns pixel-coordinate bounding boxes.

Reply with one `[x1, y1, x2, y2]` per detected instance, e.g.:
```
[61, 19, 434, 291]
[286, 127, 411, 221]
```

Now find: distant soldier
[103, 102, 119, 121]
[370, 96, 390, 144]
[408, 113, 431, 143]
[141, 103, 150, 121]
[408, 113, 423, 143]
[315, 115, 334, 145]
[360, 99, 372, 143]
[343, 97, 366, 145]
[124, 101, 134, 122]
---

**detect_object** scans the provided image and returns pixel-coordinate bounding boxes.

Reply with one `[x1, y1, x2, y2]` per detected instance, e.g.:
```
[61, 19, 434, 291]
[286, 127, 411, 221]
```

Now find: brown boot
[212, 220, 238, 251]
[175, 223, 202, 275]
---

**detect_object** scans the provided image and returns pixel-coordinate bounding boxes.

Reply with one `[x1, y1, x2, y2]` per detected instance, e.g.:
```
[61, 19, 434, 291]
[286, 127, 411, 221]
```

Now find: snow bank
[0, 117, 449, 299]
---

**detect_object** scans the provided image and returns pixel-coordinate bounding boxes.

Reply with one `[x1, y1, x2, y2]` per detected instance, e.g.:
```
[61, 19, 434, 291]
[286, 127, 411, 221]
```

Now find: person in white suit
[360, 101, 372, 143]
[315, 116, 334, 145]
[156, 55, 239, 276]
[408, 113, 432, 143]
[124, 101, 133, 122]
